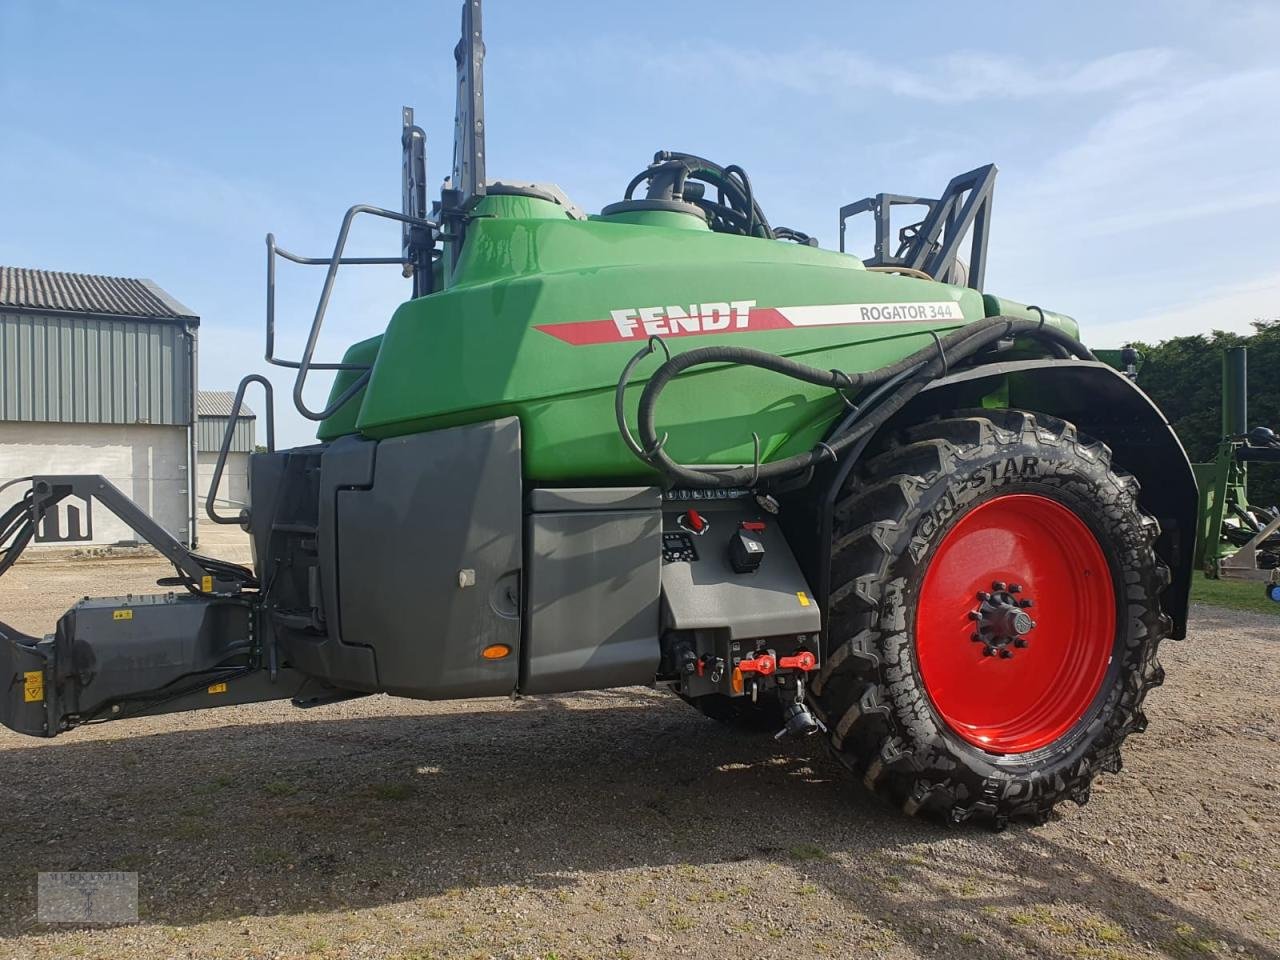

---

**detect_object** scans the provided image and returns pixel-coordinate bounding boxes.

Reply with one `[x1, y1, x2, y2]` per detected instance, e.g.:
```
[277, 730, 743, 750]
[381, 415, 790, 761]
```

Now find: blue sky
[3, 0, 1278, 447]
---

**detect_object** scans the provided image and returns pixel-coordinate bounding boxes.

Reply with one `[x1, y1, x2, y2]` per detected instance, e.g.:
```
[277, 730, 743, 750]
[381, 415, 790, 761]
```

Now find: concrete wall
[197, 450, 249, 508]
[0, 420, 189, 547]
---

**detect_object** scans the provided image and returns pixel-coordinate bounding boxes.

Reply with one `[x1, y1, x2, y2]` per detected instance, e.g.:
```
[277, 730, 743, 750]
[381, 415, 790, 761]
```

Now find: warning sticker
[207, 683, 228, 695]
[23, 671, 43, 703]
[201, 575, 213, 592]
[113, 609, 133, 621]
[796, 592, 811, 607]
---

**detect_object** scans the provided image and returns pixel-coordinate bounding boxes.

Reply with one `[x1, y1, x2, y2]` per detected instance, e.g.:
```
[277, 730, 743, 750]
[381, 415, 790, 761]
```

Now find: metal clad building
[196, 391, 256, 509]
[0, 266, 199, 548]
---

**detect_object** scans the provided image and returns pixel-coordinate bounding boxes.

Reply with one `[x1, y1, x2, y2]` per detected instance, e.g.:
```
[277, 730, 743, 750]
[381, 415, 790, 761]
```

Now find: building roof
[0, 266, 198, 322]
[198, 391, 256, 419]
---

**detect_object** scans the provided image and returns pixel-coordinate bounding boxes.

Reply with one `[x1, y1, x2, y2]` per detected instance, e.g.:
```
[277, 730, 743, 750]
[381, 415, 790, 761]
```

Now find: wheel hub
[969, 581, 1036, 658]
[915, 493, 1116, 754]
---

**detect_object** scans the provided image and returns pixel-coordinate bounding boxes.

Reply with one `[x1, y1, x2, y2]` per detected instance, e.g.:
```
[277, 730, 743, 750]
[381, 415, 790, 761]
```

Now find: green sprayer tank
[320, 193, 1075, 482]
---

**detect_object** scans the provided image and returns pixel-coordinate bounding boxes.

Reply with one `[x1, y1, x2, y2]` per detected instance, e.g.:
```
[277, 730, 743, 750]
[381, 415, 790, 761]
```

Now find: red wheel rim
[916, 493, 1115, 755]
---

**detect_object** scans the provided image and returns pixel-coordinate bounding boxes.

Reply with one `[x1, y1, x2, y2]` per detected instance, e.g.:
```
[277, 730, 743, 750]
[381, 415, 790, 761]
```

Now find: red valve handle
[779, 651, 817, 672]
[736, 654, 776, 676]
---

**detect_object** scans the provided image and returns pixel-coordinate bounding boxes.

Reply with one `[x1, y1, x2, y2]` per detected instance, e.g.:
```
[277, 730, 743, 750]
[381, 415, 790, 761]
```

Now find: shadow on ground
[0, 690, 1272, 959]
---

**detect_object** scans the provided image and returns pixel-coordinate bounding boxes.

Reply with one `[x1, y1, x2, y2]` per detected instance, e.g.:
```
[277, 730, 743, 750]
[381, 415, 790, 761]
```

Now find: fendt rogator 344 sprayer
[1, 2, 1197, 827]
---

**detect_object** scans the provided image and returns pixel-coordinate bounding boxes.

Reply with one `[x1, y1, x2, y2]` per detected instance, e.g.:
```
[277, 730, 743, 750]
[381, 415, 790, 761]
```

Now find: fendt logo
[534, 299, 967, 346]
[610, 301, 756, 339]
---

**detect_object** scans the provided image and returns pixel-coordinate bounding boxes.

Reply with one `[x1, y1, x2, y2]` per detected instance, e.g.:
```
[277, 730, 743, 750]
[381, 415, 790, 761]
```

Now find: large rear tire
[813, 410, 1169, 827]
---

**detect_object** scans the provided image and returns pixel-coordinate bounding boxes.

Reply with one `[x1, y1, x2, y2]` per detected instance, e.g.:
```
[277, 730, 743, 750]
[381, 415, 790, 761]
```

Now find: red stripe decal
[536, 306, 790, 345]
[534, 301, 965, 345]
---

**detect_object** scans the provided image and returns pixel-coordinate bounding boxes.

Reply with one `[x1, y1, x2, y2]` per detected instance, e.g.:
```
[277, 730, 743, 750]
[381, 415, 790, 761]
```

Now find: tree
[1134, 319, 1280, 509]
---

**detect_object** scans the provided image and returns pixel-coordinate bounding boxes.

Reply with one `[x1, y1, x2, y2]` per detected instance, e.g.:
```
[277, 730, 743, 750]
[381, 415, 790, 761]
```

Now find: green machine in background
[1193, 347, 1280, 597]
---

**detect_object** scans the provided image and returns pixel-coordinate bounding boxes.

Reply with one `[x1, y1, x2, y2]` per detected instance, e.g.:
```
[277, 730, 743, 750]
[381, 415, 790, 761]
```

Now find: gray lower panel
[335, 418, 523, 699]
[522, 506, 661, 694]
[660, 501, 821, 639]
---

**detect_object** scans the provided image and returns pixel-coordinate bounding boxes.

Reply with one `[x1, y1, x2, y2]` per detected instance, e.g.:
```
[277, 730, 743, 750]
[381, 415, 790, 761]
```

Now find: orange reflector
[482, 644, 512, 661]
[731, 667, 744, 695]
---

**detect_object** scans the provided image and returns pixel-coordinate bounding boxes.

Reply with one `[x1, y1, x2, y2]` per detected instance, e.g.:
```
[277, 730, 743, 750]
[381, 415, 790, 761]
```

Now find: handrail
[265, 234, 404, 371]
[265, 204, 438, 422]
[206, 374, 276, 526]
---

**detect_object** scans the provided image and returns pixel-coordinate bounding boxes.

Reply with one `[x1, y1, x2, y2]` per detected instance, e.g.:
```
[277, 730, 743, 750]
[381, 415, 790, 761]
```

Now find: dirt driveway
[0, 559, 1277, 960]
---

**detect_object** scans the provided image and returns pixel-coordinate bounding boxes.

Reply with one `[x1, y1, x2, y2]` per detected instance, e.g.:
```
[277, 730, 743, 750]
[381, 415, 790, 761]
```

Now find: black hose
[630, 315, 1093, 488]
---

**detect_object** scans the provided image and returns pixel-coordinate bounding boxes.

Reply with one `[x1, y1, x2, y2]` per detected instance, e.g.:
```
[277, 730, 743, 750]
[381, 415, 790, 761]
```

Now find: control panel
[662, 531, 699, 564]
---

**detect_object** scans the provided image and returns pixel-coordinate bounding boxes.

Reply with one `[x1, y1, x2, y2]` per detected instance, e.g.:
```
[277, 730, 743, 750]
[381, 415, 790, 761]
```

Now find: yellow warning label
[113, 609, 133, 621]
[207, 682, 228, 695]
[23, 671, 43, 703]
[796, 592, 811, 607]
[201, 575, 213, 592]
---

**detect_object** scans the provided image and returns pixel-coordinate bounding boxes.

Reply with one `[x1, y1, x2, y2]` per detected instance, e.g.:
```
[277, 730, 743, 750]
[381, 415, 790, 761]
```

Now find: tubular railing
[206, 374, 276, 525]
[266, 204, 438, 422]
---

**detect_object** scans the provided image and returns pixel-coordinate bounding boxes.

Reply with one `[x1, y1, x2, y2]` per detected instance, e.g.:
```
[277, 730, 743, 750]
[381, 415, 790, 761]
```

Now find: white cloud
[1090, 272, 1280, 347]
[1002, 67, 1280, 243]
[668, 43, 1177, 104]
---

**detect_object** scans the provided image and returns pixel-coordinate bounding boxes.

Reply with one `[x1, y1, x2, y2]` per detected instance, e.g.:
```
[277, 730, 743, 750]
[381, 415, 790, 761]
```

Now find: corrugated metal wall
[196, 416, 255, 453]
[0, 311, 193, 425]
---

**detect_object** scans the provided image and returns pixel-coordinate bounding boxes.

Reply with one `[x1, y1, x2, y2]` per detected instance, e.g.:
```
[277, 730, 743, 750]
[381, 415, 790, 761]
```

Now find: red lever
[684, 509, 706, 533]
[741, 520, 766, 532]
[779, 651, 817, 672]
[736, 653, 776, 676]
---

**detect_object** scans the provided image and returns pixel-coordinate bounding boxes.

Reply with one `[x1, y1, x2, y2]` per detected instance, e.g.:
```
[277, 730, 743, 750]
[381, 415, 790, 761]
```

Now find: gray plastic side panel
[661, 507, 821, 639]
[336, 419, 522, 699]
[522, 509, 661, 695]
[527, 487, 662, 513]
[304, 437, 380, 690]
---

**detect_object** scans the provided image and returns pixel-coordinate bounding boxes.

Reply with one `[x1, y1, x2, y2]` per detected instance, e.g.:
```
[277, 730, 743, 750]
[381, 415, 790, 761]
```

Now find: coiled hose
[626, 315, 1095, 489]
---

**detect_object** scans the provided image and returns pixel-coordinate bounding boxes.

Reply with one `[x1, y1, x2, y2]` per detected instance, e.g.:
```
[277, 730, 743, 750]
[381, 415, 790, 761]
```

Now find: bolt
[1009, 583, 1023, 593]
[1018, 599, 1034, 608]
[992, 581, 1006, 591]
[976, 591, 991, 601]
[1013, 638, 1028, 648]
[999, 649, 1014, 659]
[982, 646, 995, 657]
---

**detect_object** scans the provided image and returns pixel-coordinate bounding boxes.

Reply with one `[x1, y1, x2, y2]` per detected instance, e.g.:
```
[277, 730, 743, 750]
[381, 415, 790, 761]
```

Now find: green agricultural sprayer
[1193, 346, 1280, 597]
[0, 2, 1199, 828]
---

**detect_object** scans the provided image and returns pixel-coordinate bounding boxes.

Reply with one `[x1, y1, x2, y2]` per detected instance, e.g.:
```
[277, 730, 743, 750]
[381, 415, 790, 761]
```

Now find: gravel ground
[0, 559, 1277, 960]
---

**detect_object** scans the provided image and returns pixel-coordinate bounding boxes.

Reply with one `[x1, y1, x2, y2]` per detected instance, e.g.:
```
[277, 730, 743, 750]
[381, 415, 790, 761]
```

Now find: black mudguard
[787, 359, 1197, 643]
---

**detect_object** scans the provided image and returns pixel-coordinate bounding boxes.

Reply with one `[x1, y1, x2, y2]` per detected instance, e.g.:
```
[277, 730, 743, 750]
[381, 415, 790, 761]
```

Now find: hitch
[0, 475, 295, 739]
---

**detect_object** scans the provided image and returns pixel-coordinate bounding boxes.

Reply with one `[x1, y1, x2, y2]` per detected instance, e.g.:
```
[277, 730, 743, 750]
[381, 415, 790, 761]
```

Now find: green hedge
[1132, 320, 1280, 509]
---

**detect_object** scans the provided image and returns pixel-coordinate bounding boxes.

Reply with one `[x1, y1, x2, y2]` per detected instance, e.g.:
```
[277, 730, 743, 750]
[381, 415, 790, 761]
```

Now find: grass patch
[668, 911, 695, 931]
[1165, 922, 1218, 957]
[1007, 906, 1074, 936]
[788, 843, 830, 862]
[1190, 576, 1280, 615]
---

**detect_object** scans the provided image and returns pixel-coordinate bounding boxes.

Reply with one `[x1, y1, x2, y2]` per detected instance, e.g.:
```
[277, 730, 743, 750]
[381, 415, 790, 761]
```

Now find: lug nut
[976, 591, 991, 601]
[1009, 583, 1023, 593]
[1013, 638, 1028, 648]
[1018, 598, 1034, 608]
[999, 648, 1014, 659]
[968, 611, 982, 621]
[992, 581, 1006, 591]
